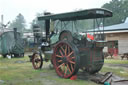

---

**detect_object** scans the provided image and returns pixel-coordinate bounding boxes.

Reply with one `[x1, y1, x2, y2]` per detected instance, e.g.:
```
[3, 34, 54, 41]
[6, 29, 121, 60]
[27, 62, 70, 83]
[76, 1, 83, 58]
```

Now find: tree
[30, 13, 45, 32]
[102, 0, 128, 26]
[9, 13, 26, 33]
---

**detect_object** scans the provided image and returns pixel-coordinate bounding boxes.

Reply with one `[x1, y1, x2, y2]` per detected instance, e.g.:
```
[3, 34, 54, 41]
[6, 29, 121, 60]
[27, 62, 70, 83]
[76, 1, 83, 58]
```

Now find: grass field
[104, 59, 128, 64]
[100, 59, 128, 79]
[0, 56, 98, 85]
[0, 56, 128, 85]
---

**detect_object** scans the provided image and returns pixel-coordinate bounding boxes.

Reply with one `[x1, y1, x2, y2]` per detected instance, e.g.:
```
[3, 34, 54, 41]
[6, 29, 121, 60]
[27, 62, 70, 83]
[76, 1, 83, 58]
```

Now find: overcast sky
[0, 0, 111, 28]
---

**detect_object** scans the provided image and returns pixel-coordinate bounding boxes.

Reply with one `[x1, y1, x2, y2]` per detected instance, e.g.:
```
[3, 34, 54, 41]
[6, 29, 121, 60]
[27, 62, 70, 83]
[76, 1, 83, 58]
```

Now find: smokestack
[1, 15, 4, 32]
[13, 28, 17, 40]
[1, 15, 3, 25]
[44, 12, 51, 41]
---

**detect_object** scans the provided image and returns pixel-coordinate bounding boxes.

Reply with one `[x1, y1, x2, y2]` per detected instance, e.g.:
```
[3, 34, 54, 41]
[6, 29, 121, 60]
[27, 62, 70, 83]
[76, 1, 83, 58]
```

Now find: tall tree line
[102, 0, 128, 26]
[9, 13, 26, 34]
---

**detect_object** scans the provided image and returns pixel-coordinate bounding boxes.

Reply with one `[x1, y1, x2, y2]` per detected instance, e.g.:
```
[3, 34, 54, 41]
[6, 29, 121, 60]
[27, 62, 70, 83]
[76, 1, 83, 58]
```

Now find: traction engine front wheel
[52, 41, 80, 78]
[32, 52, 43, 69]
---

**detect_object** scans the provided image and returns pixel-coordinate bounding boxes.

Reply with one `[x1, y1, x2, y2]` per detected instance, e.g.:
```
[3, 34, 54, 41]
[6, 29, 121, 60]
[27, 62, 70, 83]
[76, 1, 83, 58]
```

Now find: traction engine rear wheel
[32, 52, 43, 69]
[59, 30, 73, 42]
[52, 41, 80, 78]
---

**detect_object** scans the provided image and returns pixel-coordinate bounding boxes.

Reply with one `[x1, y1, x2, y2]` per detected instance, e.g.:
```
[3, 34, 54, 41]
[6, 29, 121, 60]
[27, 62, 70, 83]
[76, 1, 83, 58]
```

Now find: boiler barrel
[78, 43, 104, 74]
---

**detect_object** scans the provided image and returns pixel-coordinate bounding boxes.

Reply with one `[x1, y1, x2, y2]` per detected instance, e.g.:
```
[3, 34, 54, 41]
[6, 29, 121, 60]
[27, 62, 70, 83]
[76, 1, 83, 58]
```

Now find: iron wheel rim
[32, 53, 43, 69]
[52, 41, 79, 78]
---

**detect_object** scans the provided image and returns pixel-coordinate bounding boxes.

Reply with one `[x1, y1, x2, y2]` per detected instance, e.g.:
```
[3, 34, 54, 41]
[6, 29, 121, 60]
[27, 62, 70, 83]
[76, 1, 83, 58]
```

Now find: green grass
[100, 66, 128, 79]
[104, 59, 128, 64]
[100, 59, 128, 79]
[0, 56, 128, 85]
[0, 56, 98, 85]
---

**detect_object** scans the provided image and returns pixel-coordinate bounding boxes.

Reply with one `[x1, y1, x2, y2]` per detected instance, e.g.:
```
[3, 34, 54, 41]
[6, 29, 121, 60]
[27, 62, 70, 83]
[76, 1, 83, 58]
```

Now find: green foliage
[9, 13, 26, 34]
[102, 0, 128, 26]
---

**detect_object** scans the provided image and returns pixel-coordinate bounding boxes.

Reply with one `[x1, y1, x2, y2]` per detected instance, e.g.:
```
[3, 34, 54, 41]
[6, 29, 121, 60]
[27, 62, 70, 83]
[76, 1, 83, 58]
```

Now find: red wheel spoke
[71, 57, 75, 59]
[58, 60, 62, 63]
[61, 46, 65, 53]
[67, 51, 74, 57]
[65, 45, 67, 56]
[57, 63, 64, 69]
[59, 50, 64, 57]
[69, 60, 75, 64]
[67, 64, 72, 74]
[56, 55, 63, 58]
[53, 41, 79, 78]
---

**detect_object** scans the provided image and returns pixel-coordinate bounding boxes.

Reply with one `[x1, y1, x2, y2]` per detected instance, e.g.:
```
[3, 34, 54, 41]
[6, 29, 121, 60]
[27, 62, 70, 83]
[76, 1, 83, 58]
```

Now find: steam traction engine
[31, 8, 112, 78]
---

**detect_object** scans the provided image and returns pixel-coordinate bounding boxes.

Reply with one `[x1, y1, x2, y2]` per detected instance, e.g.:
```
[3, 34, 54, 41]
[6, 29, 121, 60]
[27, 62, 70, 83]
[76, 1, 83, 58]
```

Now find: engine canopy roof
[38, 8, 112, 21]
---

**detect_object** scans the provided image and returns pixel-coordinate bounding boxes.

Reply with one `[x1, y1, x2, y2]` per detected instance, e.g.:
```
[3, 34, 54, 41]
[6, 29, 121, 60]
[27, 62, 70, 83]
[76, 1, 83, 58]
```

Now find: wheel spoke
[37, 62, 41, 67]
[67, 64, 72, 74]
[53, 41, 79, 78]
[57, 63, 64, 69]
[65, 45, 67, 56]
[67, 51, 74, 57]
[35, 62, 38, 67]
[71, 57, 75, 59]
[69, 60, 75, 64]
[58, 60, 62, 63]
[59, 50, 64, 57]
[61, 46, 65, 53]
[56, 55, 63, 58]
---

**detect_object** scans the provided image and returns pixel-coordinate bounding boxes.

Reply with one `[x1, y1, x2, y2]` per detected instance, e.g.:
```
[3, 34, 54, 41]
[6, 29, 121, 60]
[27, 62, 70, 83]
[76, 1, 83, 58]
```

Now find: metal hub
[62, 56, 67, 63]
[35, 58, 40, 63]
